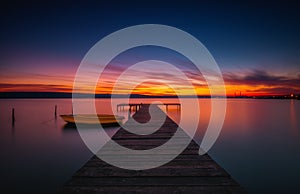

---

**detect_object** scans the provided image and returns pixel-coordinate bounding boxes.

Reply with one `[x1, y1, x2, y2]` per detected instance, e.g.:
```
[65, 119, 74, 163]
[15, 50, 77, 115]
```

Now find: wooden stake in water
[54, 105, 57, 118]
[12, 108, 15, 125]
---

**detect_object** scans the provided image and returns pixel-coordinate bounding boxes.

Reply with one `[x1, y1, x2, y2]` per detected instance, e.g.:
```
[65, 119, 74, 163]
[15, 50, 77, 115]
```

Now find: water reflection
[1, 99, 300, 194]
[290, 100, 298, 137]
[11, 120, 15, 144]
[61, 122, 120, 142]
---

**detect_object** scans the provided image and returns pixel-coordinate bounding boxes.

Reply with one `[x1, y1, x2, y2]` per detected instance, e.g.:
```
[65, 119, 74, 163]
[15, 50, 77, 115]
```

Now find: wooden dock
[117, 103, 181, 111]
[62, 104, 246, 193]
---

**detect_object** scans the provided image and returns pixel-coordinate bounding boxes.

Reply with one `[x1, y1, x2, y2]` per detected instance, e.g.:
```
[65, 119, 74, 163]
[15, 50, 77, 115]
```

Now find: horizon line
[0, 92, 298, 99]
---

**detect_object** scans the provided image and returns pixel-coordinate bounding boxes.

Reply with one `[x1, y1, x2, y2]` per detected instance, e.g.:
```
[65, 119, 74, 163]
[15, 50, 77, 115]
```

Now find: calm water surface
[0, 98, 299, 193]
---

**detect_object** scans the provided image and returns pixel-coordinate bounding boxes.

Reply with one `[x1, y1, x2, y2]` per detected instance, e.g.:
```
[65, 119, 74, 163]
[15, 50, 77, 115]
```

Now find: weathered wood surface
[62, 105, 246, 193]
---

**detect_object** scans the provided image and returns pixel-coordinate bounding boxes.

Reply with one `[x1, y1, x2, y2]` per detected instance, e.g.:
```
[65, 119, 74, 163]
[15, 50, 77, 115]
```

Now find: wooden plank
[62, 104, 246, 193]
[65, 176, 239, 186]
[72, 167, 228, 177]
[62, 185, 245, 194]
[72, 157, 228, 177]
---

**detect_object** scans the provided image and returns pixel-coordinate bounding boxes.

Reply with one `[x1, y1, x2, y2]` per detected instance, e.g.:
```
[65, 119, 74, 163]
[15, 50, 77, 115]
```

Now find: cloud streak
[1, 65, 299, 96]
[0, 83, 72, 92]
[224, 69, 300, 95]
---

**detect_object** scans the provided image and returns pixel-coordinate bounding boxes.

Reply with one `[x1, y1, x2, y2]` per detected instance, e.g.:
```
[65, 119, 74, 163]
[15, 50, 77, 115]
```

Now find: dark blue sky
[0, 0, 300, 94]
[1, 0, 300, 69]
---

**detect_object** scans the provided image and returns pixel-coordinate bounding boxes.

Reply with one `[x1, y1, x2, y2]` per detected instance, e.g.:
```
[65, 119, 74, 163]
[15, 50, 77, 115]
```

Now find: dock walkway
[63, 104, 246, 193]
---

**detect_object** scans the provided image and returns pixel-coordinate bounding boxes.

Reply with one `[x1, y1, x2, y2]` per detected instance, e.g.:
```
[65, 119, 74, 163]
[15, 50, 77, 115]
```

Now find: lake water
[0, 98, 299, 193]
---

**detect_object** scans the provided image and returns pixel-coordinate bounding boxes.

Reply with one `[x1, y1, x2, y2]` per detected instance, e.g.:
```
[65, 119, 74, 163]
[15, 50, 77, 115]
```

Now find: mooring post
[12, 108, 15, 125]
[54, 105, 57, 118]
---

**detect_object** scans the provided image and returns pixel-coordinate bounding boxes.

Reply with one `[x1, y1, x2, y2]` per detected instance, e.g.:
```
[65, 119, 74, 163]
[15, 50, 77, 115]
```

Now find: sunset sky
[0, 1, 300, 96]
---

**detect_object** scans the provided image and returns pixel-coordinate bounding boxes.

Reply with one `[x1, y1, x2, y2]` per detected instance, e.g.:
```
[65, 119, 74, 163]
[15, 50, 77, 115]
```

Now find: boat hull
[60, 114, 125, 125]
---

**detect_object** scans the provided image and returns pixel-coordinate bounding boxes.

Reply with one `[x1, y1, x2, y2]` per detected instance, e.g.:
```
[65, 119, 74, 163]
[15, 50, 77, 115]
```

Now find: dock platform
[62, 104, 246, 193]
[117, 103, 181, 111]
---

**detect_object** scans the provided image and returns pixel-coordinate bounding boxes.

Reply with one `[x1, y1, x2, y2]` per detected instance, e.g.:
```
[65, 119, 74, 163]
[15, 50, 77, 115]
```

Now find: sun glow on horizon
[0, 60, 299, 96]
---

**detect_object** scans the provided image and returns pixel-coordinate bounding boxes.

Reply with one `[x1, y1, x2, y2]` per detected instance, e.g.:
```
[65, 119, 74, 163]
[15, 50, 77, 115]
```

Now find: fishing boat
[60, 114, 125, 125]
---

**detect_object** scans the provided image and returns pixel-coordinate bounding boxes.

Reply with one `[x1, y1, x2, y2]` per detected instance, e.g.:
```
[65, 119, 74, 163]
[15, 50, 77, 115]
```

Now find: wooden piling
[54, 105, 57, 118]
[12, 108, 15, 124]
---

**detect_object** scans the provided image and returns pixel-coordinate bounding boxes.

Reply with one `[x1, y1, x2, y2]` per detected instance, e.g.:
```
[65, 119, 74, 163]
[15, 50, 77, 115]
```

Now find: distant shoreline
[0, 92, 298, 100]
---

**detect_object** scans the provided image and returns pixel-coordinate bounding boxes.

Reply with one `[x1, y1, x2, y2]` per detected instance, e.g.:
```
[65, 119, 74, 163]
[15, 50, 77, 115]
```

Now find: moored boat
[60, 114, 125, 125]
